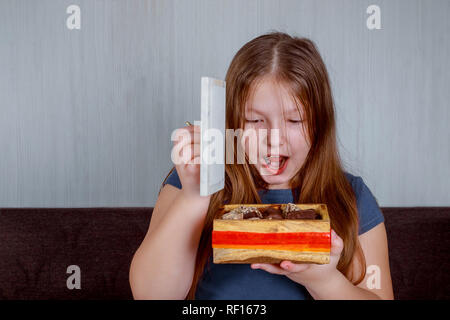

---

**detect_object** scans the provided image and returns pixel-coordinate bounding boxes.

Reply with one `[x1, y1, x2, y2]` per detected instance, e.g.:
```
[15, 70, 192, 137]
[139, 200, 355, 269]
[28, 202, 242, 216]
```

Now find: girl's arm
[129, 185, 211, 300]
[305, 222, 394, 300]
[252, 223, 394, 300]
[130, 124, 207, 299]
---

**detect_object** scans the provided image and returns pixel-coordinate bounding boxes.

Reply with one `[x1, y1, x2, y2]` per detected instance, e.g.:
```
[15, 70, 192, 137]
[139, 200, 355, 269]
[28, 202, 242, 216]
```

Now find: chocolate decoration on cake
[221, 204, 321, 220]
[261, 207, 284, 220]
[285, 209, 320, 220]
[221, 211, 243, 220]
[282, 203, 299, 217]
[243, 209, 263, 219]
[222, 205, 262, 220]
[282, 203, 322, 220]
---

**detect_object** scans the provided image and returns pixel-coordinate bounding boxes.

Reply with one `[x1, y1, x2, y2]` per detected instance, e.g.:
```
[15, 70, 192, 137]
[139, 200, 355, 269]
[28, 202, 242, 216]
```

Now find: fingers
[251, 261, 311, 276]
[178, 143, 201, 165]
[249, 234, 342, 277]
[279, 261, 310, 273]
[330, 229, 344, 257]
[182, 124, 201, 135]
[171, 126, 201, 165]
[251, 263, 291, 275]
[173, 129, 201, 147]
[185, 144, 201, 164]
[188, 155, 201, 166]
[173, 125, 200, 139]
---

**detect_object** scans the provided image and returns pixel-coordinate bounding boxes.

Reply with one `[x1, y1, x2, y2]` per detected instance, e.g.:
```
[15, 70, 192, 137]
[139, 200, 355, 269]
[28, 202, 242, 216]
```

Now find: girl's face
[242, 76, 311, 189]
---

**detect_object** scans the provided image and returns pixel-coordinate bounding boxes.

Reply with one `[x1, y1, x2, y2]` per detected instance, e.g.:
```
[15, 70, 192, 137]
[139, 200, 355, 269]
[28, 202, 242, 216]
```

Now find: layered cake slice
[212, 203, 331, 264]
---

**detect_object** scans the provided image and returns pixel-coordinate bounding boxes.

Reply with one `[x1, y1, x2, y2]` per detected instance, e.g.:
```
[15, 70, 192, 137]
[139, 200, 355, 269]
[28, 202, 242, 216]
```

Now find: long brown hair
[160, 31, 366, 299]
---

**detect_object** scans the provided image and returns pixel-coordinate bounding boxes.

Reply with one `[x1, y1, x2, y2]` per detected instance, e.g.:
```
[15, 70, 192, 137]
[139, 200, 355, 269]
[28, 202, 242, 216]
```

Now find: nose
[266, 123, 287, 148]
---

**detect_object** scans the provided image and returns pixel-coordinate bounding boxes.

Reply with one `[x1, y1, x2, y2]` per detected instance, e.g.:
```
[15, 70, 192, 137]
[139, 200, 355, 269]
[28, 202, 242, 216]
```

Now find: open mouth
[262, 156, 289, 174]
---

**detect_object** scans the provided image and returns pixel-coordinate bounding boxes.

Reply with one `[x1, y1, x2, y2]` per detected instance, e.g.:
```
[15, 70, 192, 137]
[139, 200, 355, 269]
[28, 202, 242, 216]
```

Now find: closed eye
[246, 119, 303, 124]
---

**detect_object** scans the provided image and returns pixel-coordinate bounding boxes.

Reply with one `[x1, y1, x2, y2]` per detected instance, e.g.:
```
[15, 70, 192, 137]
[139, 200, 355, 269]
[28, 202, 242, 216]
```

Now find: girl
[129, 31, 394, 300]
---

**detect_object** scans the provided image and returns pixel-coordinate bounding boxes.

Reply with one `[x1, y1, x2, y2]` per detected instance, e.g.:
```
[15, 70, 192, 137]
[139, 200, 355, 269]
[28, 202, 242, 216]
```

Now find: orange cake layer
[212, 244, 329, 252]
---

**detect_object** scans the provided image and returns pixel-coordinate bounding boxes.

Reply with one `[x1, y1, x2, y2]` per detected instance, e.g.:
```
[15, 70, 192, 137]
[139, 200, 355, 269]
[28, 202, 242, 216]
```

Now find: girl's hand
[171, 124, 208, 201]
[250, 229, 344, 289]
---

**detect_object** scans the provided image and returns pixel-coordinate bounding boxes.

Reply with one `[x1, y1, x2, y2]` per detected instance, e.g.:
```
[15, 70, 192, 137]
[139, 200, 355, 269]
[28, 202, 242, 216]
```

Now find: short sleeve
[163, 168, 182, 190]
[350, 176, 385, 235]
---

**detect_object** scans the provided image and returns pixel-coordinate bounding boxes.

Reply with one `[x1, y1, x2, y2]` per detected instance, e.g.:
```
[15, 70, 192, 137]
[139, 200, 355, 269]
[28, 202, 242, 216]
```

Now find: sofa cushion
[0, 207, 448, 299]
[0, 208, 151, 299]
[382, 207, 450, 300]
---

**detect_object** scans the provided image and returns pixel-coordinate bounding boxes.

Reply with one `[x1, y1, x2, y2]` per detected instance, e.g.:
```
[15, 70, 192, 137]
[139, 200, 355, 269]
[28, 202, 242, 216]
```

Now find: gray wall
[0, 0, 449, 207]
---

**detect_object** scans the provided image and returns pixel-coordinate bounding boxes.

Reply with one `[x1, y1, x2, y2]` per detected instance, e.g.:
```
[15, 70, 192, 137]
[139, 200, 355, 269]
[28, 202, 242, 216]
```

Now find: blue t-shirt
[162, 169, 385, 300]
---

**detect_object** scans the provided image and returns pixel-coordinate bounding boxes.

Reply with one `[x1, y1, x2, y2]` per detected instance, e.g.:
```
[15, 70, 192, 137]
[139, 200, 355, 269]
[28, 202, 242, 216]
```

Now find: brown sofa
[0, 207, 448, 300]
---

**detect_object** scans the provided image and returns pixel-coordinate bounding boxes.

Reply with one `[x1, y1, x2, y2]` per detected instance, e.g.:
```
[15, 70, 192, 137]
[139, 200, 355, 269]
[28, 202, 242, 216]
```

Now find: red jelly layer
[212, 231, 331, 252]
